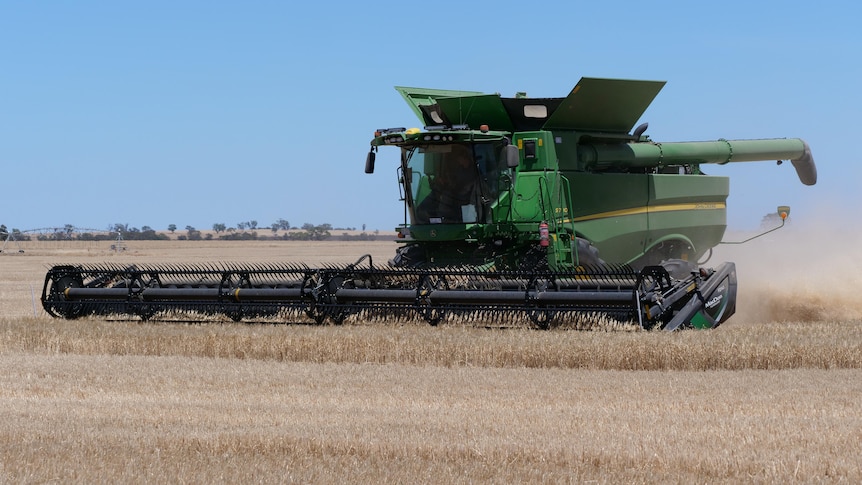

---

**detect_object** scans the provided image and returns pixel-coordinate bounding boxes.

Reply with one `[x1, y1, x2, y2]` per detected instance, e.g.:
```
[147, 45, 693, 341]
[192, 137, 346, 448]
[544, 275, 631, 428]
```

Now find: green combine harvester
[41, 78, 816, 330]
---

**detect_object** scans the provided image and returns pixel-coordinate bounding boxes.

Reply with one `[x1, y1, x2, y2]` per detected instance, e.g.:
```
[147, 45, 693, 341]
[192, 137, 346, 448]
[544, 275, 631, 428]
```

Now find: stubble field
[1, 232, 861, 483]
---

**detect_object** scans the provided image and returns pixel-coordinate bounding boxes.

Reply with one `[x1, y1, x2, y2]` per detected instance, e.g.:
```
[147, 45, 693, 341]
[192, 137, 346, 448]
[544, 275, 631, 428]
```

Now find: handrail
[559, 173, 578, 262]
[537, 171, 578, 267]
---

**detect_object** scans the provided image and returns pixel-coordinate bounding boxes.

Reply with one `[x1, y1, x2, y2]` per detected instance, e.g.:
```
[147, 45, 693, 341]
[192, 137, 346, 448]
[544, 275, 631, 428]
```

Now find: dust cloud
[710, 220, 862, 323]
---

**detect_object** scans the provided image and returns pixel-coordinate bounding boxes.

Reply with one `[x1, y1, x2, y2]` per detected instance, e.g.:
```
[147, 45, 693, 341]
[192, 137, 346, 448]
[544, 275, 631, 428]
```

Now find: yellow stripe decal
[569, 202, 726, 223]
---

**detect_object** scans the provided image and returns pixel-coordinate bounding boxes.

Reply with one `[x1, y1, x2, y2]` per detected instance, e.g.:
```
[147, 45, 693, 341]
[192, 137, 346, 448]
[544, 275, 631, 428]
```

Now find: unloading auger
[41, 77, 815, 330]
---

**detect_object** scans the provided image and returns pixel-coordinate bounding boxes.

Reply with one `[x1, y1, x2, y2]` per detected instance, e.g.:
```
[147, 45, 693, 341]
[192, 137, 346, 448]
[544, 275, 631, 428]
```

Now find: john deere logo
[430, 230, 437, 238]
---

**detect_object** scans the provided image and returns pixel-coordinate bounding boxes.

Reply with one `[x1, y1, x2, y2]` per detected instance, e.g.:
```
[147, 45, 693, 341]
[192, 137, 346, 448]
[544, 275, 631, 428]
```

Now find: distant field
[1, 238, 861, 482]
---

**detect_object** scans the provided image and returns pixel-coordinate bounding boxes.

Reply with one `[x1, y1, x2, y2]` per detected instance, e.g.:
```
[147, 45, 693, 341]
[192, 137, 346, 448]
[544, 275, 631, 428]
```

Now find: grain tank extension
[41, 78, 816, 330]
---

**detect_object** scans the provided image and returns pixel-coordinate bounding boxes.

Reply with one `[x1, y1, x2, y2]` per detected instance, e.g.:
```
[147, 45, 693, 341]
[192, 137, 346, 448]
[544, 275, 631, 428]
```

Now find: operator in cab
[415, 145, 481, 224]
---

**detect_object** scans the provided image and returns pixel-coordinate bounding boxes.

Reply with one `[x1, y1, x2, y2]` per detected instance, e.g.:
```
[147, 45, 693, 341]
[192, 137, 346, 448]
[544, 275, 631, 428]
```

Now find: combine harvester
[41, 78, 816, 330]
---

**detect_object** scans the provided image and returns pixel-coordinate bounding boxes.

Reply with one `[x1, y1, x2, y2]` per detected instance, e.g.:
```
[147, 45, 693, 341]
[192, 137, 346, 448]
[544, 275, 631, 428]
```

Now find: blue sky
[1, 1, 858, 233]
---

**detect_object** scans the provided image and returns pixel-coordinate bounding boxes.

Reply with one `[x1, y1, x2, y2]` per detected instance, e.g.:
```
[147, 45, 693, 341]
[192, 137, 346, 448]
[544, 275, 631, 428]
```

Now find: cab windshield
[402, 142, 510, 225]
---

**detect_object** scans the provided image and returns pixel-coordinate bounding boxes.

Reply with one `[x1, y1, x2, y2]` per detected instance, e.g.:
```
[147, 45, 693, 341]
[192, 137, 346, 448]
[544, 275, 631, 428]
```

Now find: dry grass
[2, 348, 861, 483]
[3, 317, 862, 371]
[2, 237, 862, 482]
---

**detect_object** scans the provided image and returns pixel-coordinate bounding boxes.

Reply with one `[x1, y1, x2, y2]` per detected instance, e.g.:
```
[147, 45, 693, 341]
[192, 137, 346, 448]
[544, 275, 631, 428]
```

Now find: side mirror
[365, 151, 376, 174]
[505, 144, 519, 168]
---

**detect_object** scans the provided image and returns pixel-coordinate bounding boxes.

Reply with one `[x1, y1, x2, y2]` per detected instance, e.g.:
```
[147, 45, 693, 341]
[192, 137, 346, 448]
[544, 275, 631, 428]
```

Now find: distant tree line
[0, 223, 171, 242]
[179, 223, 337, 241]
[1, 221, 386, 242]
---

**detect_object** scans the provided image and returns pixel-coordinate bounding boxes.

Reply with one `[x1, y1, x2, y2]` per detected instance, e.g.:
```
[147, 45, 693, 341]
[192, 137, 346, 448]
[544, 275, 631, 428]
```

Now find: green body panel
[371, 77, 816, 271]
[395, 86, 484, 125]
[560, 173, 727, 264]
[543, 78, 666, 132]
[436, 95, 515, 131]
[508, 173, 551, 222]
[566, 173, 650, 263]
[645, 174, 728, 263]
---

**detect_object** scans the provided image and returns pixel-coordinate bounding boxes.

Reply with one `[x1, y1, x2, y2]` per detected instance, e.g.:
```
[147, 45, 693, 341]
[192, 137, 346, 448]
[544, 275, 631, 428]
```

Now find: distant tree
[297, 223, 332, 241]
[0, 224, 7, 235]
[212, 223, 227, 233]
[185, 225, 195, 232]
[249, 220, 258, 230]
[139, 226, 161, 240]
[274, 218, 290, 231]
[168, 224, 177, 233]
[237, 222, 248, 231]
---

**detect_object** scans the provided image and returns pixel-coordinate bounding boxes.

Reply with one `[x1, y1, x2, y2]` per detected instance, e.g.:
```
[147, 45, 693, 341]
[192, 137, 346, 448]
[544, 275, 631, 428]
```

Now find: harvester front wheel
[389, 244, 426, 267]
[575, 238, 604, 267]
